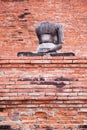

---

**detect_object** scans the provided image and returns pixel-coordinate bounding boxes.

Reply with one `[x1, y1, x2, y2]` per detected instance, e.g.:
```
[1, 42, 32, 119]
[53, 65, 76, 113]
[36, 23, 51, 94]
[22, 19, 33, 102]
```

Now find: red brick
[0, 0, 87, 129]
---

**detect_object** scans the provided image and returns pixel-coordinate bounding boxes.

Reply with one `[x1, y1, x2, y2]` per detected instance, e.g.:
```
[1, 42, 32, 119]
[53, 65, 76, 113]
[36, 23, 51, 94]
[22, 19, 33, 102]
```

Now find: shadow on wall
[18, 76, 78, 89]
[0, 125, 20, 130]
[1, 0, 29, 2]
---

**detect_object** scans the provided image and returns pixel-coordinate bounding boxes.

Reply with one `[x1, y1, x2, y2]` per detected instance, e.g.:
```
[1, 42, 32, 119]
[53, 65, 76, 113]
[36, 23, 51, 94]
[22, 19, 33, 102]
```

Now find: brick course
[0, 56, 87, 130]
[0, 0, 87, 57]
[0, 0, 87, 130]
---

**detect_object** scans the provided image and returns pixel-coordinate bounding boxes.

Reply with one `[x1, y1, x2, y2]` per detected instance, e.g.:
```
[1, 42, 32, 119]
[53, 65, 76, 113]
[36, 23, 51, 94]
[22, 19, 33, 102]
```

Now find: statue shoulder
[55, 23, 62, 29]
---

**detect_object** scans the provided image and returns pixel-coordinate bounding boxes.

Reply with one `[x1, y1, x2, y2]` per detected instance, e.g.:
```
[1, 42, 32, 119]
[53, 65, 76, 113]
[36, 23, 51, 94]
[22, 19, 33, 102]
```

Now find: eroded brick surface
[0, 0, 87, 58]
[0, 57, 87, 129]
[0, 0, 87, 129]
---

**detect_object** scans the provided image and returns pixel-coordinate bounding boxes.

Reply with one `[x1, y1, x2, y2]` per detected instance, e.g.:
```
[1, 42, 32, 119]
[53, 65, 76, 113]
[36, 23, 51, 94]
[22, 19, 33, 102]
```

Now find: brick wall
[0, 0, 87, 58]
[0, 56, 87, 130]
[0, 0, 87, 130]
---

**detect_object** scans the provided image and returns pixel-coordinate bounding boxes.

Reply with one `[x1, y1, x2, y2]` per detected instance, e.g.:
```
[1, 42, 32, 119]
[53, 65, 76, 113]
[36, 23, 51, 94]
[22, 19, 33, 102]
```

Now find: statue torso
[40, 34, 59, 44]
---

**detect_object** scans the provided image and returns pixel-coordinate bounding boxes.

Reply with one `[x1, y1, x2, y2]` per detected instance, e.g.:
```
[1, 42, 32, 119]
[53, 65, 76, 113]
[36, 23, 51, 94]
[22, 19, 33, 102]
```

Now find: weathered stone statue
[35, 21, 64, 54]
[17, 21, 75, 56]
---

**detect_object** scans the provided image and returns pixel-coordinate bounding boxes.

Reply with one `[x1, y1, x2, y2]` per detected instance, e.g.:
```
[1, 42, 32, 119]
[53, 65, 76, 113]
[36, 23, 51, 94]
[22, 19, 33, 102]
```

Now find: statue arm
[43, 24, 64, 53]
[45, 24, 64, 53]
[56, 24, 64, 44]
[45, 44, 62, 53]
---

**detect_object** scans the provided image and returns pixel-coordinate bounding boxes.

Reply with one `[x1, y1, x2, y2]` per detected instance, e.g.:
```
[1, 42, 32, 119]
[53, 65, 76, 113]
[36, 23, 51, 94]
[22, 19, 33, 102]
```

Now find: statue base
[17, 52, 75, 57]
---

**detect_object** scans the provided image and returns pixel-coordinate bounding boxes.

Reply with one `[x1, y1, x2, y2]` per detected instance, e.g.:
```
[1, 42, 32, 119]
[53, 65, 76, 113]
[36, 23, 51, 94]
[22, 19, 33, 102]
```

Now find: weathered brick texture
[0, 56, 87, 130]
[0, 0, 87, 58]
[0, 0, 87, 130]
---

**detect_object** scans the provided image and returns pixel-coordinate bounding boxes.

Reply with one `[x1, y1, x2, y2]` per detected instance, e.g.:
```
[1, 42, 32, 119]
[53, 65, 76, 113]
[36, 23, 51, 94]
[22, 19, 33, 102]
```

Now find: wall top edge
[0, 56, 87, 65]
[0, 56, 87, 60]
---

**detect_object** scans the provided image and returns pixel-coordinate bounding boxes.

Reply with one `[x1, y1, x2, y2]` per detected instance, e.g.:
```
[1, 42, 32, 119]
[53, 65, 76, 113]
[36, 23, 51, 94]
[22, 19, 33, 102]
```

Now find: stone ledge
[0, 56, 87, 64]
